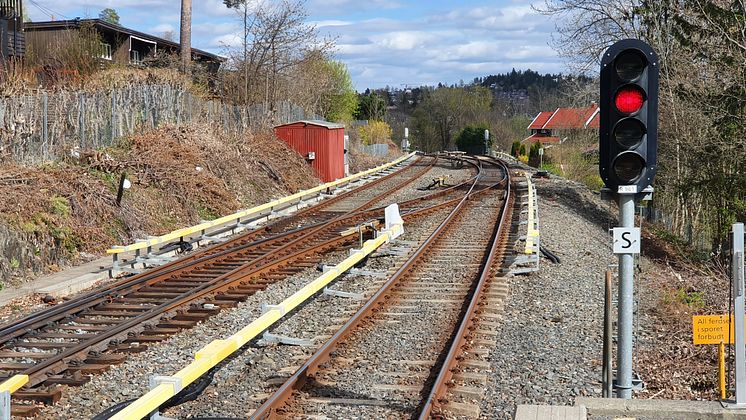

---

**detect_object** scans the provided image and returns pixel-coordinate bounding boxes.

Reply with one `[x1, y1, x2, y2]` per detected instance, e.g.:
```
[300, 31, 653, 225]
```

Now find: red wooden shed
[274, 120, 345, 182]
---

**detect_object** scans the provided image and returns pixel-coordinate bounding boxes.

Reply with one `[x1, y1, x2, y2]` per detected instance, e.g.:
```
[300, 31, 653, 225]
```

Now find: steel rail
[0, 155, 483, 414]
[10, 158, 441, 388]
[249, 157, 509, 419]
[0, 156, 431, 343]
[418, 156, 512, 418]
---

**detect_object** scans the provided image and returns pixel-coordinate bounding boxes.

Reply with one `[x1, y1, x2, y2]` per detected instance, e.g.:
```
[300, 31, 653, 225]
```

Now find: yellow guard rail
[107, 152, 415, 256]
[110, 204, 405, 419]
[524, 175, 540, 255]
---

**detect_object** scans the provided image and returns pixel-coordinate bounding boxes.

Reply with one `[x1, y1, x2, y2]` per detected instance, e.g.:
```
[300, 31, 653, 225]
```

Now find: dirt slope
[0, 124, 319, 286]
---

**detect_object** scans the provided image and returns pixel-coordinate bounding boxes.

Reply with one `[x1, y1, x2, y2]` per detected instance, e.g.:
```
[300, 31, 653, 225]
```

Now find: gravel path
[480, 175, 617, 419]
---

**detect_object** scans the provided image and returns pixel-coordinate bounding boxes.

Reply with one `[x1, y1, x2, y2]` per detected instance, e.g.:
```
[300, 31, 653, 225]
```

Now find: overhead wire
[26, 0, 68, 20]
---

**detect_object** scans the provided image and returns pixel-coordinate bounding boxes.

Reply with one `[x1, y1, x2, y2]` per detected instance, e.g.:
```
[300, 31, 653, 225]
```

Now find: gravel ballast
[480, 174, 617, 419]
[27, 160, 658, 419]
[32, 161, 470, 419]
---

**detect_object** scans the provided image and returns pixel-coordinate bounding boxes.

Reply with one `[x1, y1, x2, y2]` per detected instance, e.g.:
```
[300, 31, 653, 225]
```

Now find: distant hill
[475, 68, 578, 92]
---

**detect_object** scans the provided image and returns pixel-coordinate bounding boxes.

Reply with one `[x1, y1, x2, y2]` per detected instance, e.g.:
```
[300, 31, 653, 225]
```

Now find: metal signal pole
[616, 192, 636, 399]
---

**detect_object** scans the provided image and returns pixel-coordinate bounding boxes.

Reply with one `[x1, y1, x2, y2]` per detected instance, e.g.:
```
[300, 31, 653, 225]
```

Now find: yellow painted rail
[524, 175, 540, 255]
[110, 205, 405, 420]
[107, 152, 416, 255]
[0, 374, 28, 394]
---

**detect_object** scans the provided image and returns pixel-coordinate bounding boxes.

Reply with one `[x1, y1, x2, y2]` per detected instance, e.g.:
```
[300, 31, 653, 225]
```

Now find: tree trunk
[180, 0, 192, 74]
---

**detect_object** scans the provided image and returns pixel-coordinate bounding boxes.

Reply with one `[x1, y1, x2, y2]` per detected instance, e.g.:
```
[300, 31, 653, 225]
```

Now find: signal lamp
[615, 50, 645, 81]
[614, 119, 646, 149]
[612, 152, 645, 183]
[615, 86, 644, 114]
[599, 39, 658, 192]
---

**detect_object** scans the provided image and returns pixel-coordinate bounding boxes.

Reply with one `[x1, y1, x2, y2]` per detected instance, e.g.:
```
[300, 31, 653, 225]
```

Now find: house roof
[527, 111, 554, 130]
[522, 133, 561, 145]
[276, 120, 345, 129]
[24, 19, 223, 62]
[585, 108, 600, 129]
[529, 103, 600, 130]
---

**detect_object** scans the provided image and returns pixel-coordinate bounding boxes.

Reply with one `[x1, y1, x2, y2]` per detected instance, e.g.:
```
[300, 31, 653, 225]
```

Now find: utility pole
[180, 0, 192, 74]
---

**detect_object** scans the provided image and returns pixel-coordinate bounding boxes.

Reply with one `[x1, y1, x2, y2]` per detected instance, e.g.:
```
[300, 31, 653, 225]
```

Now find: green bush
[676, 288, 705, 309]
[49, 196, 71, 218]
[511, 141, 521, 157]
[541, 163, 563, 176]
[456, 125, 492, 154]
[50, 226, 82, 253]
[583, 174, 605, 191]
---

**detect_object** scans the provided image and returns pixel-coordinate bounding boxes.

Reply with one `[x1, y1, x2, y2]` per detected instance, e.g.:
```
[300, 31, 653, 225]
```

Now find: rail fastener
[108, 204, 405, 420]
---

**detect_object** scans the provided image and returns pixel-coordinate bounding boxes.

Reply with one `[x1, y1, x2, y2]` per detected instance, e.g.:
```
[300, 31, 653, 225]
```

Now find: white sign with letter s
[612, 227, 641, 254]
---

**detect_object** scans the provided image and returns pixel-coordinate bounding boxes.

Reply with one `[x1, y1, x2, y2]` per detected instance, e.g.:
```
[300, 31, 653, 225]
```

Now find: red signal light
[615, 86, 644, 114]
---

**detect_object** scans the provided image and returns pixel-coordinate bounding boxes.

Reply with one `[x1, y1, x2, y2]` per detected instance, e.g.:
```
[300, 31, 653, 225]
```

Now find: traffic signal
[599, 39, 658, 193]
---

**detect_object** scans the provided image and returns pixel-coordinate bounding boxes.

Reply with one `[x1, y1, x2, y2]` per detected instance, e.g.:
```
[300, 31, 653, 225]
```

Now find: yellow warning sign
[693, 315, 736, 345]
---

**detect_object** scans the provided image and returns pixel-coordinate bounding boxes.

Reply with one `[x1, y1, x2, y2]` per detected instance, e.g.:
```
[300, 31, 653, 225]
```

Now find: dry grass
[0, 124, 319, 284]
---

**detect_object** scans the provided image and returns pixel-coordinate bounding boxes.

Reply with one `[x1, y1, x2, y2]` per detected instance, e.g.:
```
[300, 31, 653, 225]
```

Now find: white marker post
[733, 223, 746, 405]
[538, 147, 544, 168]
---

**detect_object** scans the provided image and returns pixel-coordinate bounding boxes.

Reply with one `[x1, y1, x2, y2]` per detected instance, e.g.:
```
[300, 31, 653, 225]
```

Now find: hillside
[0, 125, 320, 286]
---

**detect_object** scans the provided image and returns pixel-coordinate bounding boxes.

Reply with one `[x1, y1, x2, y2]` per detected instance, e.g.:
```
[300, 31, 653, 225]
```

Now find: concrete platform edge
[576, 397, 746, 420]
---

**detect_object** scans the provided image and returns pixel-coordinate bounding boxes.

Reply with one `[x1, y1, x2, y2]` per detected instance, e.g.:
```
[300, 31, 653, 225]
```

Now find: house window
[130, 50, 141, 64]
[100, 43, 112, 60]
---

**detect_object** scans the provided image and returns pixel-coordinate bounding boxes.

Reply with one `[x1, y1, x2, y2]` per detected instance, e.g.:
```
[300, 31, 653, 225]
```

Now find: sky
[24, 0, 563, 90]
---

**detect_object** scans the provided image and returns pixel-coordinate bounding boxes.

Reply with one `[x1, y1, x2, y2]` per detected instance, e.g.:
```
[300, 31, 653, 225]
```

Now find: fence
[0, 84, 319, 163]
[361, 143, 389, 156]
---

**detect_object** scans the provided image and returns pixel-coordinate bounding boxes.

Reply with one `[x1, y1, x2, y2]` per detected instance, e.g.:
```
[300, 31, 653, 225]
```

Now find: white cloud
[370, 31, 437, 51]
[308, 0, 402, 12]
[24, 0, 563, 89]
[150, 23, 175, 35]
[310, 20, 352, 28]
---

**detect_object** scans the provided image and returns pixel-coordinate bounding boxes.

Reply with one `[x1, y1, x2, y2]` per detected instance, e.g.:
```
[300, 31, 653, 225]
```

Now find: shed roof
[276, 120, 345, 129]
[585, 108, 600, 129]
[543, 103, 598, 130]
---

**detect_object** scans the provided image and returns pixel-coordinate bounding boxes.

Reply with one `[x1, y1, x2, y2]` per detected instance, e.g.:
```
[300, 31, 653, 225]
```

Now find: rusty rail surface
[419, 156, 514, 418]
[0, 155, 483, 416]
[250, 156, 512, 419]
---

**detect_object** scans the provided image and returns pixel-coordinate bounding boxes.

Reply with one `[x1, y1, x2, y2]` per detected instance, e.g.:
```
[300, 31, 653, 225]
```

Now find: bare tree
[180, 0, 192, 73]
[222, 0, 335, 111]
[534, 0, 644, 73]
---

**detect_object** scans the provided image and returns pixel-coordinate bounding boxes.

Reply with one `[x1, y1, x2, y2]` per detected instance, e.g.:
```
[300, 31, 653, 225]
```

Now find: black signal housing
[599, 39, 659, 192]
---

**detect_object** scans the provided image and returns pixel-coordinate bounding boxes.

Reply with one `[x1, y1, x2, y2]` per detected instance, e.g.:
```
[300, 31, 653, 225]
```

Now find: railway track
[250, 156, 513, 419]
[0, 155, 484, 416]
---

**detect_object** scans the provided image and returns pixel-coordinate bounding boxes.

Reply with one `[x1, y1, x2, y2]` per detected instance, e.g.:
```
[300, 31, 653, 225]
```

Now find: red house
[523, 103, 600, 146]
[274, 120, 345, 182]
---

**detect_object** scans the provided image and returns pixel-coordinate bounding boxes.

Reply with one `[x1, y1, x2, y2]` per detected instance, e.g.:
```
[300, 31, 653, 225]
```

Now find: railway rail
[0, 154, 484, 416]
[250, 156, 513, 418]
